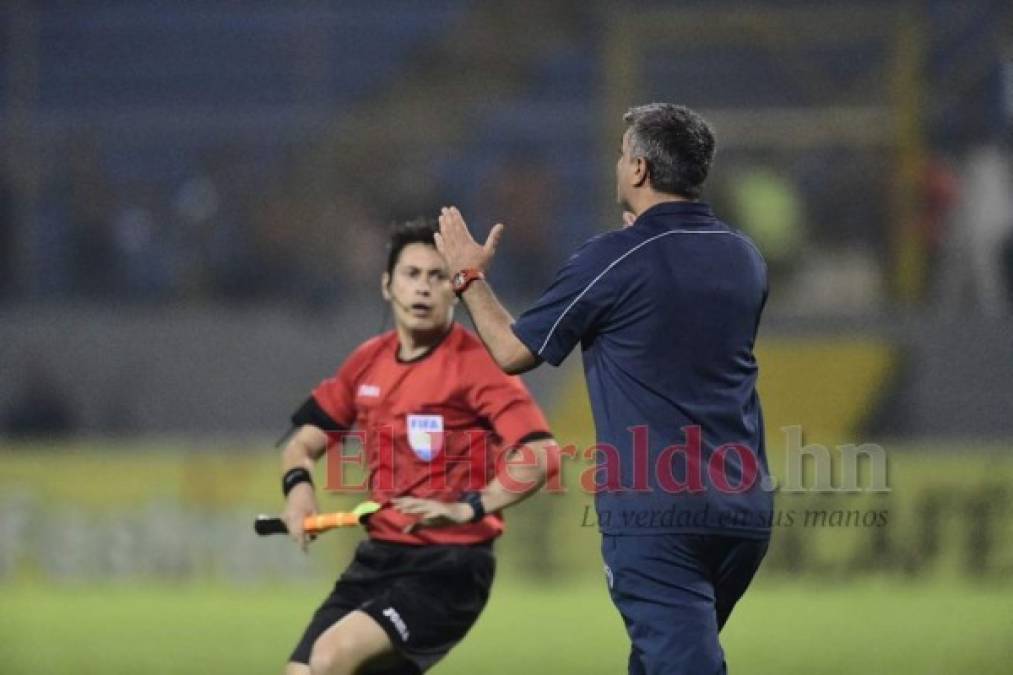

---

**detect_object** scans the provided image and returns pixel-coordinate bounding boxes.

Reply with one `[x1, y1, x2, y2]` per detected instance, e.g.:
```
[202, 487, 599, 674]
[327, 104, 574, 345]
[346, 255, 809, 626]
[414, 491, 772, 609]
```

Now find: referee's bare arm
[482, 436, 556, 511]
[435, 206, 538, 375]
[280, 425, 327, 551]
[393, 436, 557, 528]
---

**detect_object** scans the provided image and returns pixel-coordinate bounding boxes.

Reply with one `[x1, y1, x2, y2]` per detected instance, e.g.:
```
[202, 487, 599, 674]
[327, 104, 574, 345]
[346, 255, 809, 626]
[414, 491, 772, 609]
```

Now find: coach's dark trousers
[601, 533, 769, 675]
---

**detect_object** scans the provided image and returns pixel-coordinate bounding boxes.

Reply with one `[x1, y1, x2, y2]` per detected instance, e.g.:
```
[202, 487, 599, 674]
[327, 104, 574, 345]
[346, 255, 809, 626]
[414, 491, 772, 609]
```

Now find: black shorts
[289, 538, 496, 673]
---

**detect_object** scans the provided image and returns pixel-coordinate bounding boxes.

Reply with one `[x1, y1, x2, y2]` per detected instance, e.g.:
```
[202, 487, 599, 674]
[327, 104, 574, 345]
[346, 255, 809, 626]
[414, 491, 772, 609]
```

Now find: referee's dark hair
[385, 218, 439, 277]
[623, 103, 716, 200]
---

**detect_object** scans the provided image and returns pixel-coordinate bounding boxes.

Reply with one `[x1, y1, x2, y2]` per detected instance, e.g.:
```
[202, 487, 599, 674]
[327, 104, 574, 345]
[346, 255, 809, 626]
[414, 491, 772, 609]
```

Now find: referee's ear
[381, 272, 392, 301]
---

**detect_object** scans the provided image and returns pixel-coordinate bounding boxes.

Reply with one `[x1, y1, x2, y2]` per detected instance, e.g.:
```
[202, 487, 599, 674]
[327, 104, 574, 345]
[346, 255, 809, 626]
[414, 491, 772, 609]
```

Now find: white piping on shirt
[536, 229, 743, 355]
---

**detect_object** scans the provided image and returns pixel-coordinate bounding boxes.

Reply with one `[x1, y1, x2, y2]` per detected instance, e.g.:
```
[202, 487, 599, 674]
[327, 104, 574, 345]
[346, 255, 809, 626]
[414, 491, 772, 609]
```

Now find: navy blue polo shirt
[513, 201, 772, 538]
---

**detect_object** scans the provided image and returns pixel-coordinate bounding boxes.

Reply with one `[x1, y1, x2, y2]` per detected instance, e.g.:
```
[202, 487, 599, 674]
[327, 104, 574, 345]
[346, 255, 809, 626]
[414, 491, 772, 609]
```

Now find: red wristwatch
[451, 268, 485, 295]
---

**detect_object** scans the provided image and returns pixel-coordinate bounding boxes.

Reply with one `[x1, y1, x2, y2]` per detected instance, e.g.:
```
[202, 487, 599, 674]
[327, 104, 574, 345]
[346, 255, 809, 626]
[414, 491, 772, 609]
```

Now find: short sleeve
[465, 353, 551, 448]
[512, 233, 623, 366]
[309, 357, 359, 431]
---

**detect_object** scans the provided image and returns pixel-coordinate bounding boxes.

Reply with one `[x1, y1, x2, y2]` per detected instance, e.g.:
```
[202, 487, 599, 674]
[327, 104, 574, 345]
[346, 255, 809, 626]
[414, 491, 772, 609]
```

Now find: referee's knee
[308, 636, 357, 675]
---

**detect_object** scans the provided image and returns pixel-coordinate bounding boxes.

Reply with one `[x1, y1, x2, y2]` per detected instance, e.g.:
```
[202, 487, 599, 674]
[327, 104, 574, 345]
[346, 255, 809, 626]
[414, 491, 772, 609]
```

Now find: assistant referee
[436, 103, 772, 675]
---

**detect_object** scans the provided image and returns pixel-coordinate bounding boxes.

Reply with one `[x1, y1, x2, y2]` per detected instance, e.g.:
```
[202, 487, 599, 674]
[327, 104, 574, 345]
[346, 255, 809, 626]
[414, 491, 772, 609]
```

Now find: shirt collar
[635, 200, 716, 225]
[393, 323, 456, 364]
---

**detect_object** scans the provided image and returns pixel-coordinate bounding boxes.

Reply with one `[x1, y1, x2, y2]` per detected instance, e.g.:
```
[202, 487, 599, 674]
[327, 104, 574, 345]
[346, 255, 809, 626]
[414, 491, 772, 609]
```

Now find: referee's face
[384, 243, 455, 335]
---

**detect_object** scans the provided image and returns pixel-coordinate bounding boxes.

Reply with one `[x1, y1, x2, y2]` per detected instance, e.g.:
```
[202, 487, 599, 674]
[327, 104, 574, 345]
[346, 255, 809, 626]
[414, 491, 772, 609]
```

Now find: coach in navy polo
[437, 103, 772, 675]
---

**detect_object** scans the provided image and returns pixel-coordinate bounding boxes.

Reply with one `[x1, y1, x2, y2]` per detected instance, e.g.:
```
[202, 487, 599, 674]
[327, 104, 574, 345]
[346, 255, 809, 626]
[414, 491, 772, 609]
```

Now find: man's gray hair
[623, 103, 716, 199]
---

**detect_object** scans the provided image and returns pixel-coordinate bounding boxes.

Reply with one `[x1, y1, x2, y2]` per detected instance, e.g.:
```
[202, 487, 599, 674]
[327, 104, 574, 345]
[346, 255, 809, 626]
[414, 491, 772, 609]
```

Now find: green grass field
[4, 444, 1012, 673]
[2, 579, 1010, 674]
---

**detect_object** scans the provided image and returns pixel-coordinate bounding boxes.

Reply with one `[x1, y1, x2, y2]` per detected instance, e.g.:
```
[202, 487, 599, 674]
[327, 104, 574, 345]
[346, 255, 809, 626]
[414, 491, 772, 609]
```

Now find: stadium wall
[2, 306, 1012, 438]
[1, 443, 1010, 584]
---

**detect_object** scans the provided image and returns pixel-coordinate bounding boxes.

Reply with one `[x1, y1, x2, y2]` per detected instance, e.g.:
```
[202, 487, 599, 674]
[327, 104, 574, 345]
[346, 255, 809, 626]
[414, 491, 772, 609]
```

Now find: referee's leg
[303, 610, 402, 675]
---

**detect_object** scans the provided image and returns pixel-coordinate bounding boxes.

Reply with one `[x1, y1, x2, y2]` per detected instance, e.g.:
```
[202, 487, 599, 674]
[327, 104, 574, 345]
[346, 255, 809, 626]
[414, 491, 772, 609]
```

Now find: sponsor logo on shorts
[382, 606, 410, 642]
[604, 563, 614, 590]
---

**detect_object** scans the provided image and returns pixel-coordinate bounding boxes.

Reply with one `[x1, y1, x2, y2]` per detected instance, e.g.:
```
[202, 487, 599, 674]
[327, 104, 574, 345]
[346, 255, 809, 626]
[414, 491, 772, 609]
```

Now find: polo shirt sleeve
[512, 233, 622, 366]
[305, 352, 362, 432]
[465, 352, 552, 449]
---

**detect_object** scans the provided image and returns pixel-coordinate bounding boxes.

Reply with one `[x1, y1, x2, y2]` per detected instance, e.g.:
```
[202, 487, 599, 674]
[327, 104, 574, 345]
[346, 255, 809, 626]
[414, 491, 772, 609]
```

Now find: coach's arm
[435, 206, 539, 375]
[459, 280, 539, 375]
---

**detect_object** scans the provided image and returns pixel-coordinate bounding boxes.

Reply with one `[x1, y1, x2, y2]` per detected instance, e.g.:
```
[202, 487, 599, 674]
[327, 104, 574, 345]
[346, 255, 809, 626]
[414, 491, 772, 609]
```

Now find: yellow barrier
[1, 440, 1010, 583]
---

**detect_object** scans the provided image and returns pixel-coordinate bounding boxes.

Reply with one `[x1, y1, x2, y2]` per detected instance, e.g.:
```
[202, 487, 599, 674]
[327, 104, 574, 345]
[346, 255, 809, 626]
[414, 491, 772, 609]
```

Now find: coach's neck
[629, 190, 692, 217]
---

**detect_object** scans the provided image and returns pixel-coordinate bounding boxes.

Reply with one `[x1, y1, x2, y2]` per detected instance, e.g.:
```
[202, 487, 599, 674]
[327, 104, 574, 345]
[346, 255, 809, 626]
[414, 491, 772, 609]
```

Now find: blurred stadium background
[1, 1, 1012, 673]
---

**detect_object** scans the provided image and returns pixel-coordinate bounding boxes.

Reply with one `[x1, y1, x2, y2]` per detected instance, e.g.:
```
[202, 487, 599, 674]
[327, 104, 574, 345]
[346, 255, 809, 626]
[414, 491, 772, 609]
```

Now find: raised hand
[435, 206, 504, 274]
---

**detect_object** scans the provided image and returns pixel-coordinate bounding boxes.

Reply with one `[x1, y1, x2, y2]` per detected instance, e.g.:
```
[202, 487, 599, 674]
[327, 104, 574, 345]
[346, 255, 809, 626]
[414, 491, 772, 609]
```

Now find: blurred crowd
[2, 139, 385, 309]
[3, 133, 1012, 313]
[0, 136, 576, 309]
[714, 137, 1013, 314]
[0, 2, 1010, 315]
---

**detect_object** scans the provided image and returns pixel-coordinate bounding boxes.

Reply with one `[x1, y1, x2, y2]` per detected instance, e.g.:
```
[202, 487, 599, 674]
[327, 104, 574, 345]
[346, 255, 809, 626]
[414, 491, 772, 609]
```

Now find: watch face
[452, 271, 466, 291]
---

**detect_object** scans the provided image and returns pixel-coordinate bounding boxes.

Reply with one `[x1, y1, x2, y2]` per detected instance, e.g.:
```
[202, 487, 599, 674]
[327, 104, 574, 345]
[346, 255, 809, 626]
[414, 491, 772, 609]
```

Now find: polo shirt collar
[635, 200, 715, 225]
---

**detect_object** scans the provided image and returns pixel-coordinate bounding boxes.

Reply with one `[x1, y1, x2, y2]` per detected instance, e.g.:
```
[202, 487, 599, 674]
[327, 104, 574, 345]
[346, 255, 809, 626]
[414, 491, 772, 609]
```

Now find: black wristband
[458, 491, 485, 523]
[282, 467, 313, 496]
